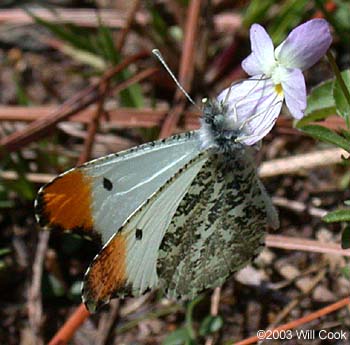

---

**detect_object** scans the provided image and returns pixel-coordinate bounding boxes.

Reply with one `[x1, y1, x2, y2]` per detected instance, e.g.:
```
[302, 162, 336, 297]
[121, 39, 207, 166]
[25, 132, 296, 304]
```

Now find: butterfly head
[199, 98, 245, 153]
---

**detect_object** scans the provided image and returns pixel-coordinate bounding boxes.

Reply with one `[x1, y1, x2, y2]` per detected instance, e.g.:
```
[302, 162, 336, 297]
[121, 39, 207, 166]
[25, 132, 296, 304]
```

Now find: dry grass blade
[0, 106, 200, 129]
[159, 0, 202, 138]
[0, 8, 145, 27]
[0, 51, 149, 157]
[77, 80, 110, 165]
[116, 0, 141, 52]
[0, 8, 241, 32]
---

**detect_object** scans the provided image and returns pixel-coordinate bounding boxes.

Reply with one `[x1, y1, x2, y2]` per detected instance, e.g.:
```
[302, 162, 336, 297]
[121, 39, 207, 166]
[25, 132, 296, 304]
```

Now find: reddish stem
[48, 304, 90, 345]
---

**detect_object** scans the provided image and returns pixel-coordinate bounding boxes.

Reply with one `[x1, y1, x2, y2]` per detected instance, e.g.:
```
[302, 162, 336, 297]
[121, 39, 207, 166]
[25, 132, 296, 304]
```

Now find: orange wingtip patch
[83, 232, 127, 311]
[37, 169, 94, 231]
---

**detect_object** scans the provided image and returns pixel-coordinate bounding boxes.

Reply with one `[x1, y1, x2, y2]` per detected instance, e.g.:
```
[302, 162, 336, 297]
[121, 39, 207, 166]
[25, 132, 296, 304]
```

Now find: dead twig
[95, 300, 120, 345]
[272, 196, 327, 218]
[27, 230, 50, 345]
[259, 148, 348, 178]
[0, 8, 241, 32]
[77, 0, 141, 165]
[265, 235, 350, 257]
[267, 268, 326, 331]
[159, 0, 201, 138]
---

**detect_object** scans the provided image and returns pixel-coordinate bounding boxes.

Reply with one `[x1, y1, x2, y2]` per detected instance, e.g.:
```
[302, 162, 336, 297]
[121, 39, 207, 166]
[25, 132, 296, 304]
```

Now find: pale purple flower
[218, 19, 332, 145]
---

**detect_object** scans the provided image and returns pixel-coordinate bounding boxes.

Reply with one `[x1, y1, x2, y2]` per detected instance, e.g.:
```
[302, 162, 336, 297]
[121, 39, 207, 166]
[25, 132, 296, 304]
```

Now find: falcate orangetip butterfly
[34, 50, 279, 312]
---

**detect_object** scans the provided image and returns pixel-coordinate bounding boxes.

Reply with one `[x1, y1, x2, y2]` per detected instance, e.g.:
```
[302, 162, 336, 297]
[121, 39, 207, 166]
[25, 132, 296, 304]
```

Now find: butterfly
[35, 97, 278, 312]
[35, 50, 279, 312]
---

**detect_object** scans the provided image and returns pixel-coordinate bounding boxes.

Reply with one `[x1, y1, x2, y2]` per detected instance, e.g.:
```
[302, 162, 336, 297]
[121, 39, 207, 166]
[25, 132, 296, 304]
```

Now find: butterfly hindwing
[82, 152, 208, 312]
[35, 131, 201, 244]
[157, 147, 276, 299]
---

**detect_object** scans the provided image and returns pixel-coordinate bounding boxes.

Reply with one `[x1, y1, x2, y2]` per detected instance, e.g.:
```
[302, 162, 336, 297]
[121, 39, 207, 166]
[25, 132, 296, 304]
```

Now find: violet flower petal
[217, 76, 275, 124]
[240, 88, 283, 145]
[275, 19, 332, 70]
[281, 68, 306, 119]
[245, 24, 276, 75]
[241, 53, 264, 76]
[218, 77, 283, 145]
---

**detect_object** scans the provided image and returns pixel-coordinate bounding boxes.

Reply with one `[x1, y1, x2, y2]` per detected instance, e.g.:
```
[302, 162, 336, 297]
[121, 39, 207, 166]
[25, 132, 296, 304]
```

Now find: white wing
[82, 152, 208, 312]
[35, 131, 202, 244]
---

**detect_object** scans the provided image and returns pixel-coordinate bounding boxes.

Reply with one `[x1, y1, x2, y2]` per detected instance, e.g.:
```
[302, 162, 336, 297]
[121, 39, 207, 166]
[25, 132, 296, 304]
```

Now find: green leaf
[150, 7, 168, 38]
[96, 20, 119, 64]
[341, 266, 350, 280]
[185, 295, 204, 340]
[340, 170, 350, 189]
[299, 125, 350, 152]
[199, 315, 223, 336]
[334, 2, 350, 31]
[297, 70, 350, 128]
[302, 124, 350, 151]
[341, 226, 350, 249]
[333, 69, 350, 124]
[268, 0, 308, 43]
[243, 0, 275, 27]
[307, 79, 334, 114]
[340, 128, 350, 142]
[29, 11, 95, 54]
[0, 248, 11, 257]
[68, 280, 83, 302]
[42, 273, 65, 298]
[323, 209, 350, 223]
[163, 328, 193, 345]
[296, 79, 335, 128]
[119, 68, 144, 108]
[0, 200, 14, 208]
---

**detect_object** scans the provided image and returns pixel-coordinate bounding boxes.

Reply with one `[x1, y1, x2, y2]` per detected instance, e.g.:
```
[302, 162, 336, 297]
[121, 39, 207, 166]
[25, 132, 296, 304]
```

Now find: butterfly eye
[213, 114, 225, 127]
[103, 177, 113, 191]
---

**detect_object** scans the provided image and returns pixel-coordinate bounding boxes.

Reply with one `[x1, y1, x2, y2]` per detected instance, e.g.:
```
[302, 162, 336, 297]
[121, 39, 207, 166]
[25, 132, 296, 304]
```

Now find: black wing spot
[103, 177, 113, 191]
[136, 229, 143, 240]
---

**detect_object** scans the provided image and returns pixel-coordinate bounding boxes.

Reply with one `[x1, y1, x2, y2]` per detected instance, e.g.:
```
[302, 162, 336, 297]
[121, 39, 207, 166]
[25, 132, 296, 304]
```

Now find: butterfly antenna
[152, 49, 198, 108]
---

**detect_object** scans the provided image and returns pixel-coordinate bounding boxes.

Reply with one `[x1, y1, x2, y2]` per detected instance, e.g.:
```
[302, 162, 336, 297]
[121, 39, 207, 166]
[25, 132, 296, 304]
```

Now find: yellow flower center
[275, 83, 283, 96]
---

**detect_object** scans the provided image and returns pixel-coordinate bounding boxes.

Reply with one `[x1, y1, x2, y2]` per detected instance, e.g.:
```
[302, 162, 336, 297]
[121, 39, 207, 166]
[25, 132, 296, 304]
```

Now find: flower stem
[326, 51, 350, 129]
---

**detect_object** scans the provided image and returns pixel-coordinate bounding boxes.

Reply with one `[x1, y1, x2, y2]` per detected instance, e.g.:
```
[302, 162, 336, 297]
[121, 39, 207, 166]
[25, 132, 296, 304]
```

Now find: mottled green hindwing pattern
[157, 147, 273, 299]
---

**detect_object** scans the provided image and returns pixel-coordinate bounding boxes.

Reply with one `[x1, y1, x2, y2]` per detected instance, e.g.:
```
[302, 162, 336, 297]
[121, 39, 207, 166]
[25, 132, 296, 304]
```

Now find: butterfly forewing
[82, 152, 208, 312]
[157, 147, 277, 299]
[35, 131, 201, 244]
